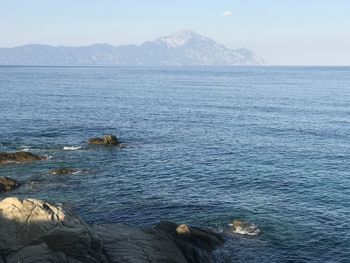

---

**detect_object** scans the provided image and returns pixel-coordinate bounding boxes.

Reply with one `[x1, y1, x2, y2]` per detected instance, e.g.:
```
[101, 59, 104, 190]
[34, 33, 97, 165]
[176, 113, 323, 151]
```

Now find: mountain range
[0, 30, 267, 66]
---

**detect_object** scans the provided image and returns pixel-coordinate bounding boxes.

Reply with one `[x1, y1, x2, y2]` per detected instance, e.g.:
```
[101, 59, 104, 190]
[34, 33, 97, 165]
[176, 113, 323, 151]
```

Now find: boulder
[93, 221, 224, 263]
[229, 219, 260, 236]
[0, 197, 224, 262]
[88, 135, 119, 145]
[0, 197, 105, 262]
[0, 177, 20, 192]
[0, 152, 45, 165]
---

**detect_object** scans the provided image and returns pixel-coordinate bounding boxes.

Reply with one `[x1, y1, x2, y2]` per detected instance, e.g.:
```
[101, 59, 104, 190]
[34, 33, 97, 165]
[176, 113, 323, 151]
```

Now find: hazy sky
[1, 0, 349, 65]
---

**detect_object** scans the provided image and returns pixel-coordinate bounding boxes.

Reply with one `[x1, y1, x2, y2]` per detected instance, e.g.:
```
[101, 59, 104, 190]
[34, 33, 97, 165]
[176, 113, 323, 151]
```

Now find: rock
[93, 221, 224, 263]
[0, 197, 105, 262]
[152, 221, 224, 263]
[0, 197, 223, 262]
[51, 168, 81, 175]
[93, 224, 187, 263]
[0, 177, 20, 192]
[0, 151, 45, 165]
[176, 223, 191, 235]
[88, 135, 119, 145]
[229, 219, 261, 236]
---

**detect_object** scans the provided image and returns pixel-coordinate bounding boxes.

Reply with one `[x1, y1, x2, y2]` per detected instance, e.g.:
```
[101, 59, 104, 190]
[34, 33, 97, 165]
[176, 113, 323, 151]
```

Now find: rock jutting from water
[88, 135, 119, 145]
[0, 151, 45, 165]
[0, 197, 224, 263]
[0, 177, 20, 192]
[229, 219, 261, 236]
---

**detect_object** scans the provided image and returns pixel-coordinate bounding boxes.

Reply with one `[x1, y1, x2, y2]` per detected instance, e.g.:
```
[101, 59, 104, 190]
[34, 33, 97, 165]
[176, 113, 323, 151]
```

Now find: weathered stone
[0, 197, 105, 262]
[0, 177, 20, 192]
[0, 197, 224, 263]
[176, 223, 191, 235]
[0, 151, 45, 165]
[88, 135, 119, 145]
[151, 221, 224, 263]
[93, 221, 224, 263]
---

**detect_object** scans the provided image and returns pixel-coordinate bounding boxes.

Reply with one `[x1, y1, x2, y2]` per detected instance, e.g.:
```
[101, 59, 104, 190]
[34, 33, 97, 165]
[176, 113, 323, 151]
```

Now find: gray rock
[0, 197, 223, 262]
[0, 197, 105, 262]
[93, 222, 223, 263]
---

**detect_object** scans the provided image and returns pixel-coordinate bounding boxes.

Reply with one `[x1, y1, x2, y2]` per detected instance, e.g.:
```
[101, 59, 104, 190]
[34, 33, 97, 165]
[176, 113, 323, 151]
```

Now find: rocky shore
[0, 136, 224, 262]
[0, 197, 224, 263]
[0, 135, 260, 262]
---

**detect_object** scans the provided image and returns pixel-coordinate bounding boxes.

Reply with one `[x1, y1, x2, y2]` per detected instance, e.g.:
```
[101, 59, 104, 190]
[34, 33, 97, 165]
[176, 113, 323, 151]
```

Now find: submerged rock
[0, 151, 45, 165]
[229, 219, 261, 236]
[51, 167, 81, 175]
[0, 177, 20, 192]
[0, 197, 224, 263]
[88, 135, 119, 145]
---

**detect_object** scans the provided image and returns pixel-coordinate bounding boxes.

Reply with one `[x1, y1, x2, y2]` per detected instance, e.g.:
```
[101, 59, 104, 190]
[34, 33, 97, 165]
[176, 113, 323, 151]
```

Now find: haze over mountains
[0, 30, 267, 66]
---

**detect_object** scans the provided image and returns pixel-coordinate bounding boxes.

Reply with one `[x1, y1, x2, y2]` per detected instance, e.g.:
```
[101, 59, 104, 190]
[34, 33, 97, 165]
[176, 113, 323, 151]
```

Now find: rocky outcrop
[93, 222, 223, 263]
[0, 197, 223, 263]
[88, 135, 119, 145]
[0, 151, 45, 165]
[0, 197, 105, 262]
[0, 177, 20, 192]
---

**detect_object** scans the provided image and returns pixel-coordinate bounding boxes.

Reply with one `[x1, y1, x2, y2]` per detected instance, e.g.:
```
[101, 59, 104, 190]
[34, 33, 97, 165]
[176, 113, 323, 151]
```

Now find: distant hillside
[0, 30, 267, 66]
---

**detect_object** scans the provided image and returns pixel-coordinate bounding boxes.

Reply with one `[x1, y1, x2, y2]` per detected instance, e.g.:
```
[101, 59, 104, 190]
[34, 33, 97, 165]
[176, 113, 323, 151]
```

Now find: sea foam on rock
[0, 197, 224, 262]
[229, 219, 261, 236]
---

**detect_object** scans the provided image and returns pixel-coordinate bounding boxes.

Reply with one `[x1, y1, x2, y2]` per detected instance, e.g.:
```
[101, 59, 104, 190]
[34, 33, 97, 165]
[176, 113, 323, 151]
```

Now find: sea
[0, 66, 349, 262]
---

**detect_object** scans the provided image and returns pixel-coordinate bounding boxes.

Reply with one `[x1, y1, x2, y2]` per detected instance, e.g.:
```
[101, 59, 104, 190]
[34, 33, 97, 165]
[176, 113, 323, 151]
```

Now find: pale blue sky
[1, 0, 349, 65]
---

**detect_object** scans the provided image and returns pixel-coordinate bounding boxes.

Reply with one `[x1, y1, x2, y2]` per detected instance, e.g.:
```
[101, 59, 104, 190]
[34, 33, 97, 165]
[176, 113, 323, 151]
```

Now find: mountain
[0, 30, 267, 66]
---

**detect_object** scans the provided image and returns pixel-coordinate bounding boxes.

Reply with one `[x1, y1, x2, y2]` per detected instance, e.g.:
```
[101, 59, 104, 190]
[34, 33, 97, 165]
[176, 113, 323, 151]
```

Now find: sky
[0, 0, 349, 65]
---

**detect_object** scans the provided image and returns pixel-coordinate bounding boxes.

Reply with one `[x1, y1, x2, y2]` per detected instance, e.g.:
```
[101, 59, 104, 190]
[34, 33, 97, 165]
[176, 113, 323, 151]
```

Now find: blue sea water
[0, 66, 349, 262]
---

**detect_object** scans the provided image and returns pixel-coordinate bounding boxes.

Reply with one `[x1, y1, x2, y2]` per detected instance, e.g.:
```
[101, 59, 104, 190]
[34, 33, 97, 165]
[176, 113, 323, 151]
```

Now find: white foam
[229, 222, 261, 236]
[20, 148, 30, 152]
[63, 146, 82, 151]
[232, 228, 260, 236]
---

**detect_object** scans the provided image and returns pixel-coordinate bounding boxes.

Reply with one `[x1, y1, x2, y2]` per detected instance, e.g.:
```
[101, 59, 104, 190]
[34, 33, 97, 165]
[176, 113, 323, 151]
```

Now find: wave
[20, 148, 30, 152]
[63, 146, 82, 151]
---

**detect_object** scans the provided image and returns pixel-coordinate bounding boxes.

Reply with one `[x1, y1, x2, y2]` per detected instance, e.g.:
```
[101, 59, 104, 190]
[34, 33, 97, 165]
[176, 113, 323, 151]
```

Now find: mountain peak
[155, 29, 203, 48]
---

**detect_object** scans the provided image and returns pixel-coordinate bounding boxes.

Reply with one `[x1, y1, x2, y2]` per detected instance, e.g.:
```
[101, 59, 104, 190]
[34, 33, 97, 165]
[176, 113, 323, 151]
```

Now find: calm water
[0, 66, 349, 262]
